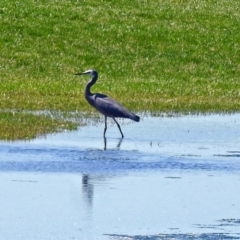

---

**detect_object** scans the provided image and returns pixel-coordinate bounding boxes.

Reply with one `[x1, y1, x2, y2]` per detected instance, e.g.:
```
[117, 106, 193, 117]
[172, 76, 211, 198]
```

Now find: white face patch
[82, 70, 95, 76]
[83, 70, 91, 74]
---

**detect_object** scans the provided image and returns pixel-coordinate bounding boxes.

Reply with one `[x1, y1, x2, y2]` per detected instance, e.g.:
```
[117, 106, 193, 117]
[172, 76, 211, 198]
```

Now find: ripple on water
[1, 142, 240, 173]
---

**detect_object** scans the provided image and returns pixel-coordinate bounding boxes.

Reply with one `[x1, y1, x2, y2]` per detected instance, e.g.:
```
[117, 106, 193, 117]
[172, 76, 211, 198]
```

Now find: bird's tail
[129, 113, 140, 122]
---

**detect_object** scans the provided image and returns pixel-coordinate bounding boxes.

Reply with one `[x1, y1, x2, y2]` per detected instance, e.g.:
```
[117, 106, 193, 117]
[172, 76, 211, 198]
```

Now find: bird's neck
[84, 74, 98, 98]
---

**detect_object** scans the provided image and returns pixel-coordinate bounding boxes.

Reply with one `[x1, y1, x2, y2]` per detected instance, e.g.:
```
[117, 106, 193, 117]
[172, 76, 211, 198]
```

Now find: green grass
[0, 111, 78, 140]
[1, 0, 240, 112]
[0, 0, 240, 139]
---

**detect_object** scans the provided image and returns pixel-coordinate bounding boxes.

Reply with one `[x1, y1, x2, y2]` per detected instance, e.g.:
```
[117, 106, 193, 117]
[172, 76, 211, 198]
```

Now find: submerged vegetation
[0, 0, 239, 139]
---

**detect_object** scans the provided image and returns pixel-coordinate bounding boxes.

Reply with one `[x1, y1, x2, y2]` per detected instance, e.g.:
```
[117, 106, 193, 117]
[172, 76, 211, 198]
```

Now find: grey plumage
[75, 69, 140, 138]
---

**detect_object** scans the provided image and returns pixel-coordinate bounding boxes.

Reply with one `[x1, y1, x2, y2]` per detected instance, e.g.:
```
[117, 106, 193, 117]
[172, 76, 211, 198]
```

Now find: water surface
[0, 114, 240, 239]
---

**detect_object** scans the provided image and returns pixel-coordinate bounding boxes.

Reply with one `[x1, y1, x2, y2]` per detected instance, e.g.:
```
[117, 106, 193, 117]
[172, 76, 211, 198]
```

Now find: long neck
[85, 73, 98, 98]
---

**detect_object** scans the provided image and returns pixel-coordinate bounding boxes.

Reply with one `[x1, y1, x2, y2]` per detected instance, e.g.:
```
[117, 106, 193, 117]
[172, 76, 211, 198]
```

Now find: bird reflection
[82, 138, 123, 207]
[82, 174, 94, 207]
[104, 137, 123, 150]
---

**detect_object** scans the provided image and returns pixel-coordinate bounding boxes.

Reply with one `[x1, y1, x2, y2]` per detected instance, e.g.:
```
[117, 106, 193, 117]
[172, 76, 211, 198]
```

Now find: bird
[74, 69, 140, 138]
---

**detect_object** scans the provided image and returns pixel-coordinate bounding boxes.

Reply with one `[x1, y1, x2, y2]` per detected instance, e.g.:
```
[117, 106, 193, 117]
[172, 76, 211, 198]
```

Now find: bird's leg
[104, 116, 107, 137]
[113, 118, 124, 138]
[116, 138, 123, 149]
[103, 136, 107, 150]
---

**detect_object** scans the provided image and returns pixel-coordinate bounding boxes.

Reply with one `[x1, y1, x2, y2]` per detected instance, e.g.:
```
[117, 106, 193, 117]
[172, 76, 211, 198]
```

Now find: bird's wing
[93, 93, 130, 118]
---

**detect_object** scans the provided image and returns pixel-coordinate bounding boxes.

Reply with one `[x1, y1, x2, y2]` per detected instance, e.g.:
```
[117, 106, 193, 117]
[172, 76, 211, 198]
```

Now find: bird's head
[74, 69, 98, 77]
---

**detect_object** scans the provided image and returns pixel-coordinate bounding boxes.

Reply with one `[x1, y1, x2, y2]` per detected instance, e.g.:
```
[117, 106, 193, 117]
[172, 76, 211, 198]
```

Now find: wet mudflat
[0, 114, 240, 240]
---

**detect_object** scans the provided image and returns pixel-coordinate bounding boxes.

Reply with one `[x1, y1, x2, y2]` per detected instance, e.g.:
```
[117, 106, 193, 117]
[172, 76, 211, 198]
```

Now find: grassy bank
[0, 112, 78, 140]
[0, 0, 239, 139]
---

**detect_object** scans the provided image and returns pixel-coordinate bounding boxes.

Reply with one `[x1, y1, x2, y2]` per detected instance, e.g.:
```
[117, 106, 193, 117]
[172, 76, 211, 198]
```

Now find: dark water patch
[1, 160, 240, 173]
[1, 143, 240, 173]
[193, 224, 218, 229]
[164, 176, 181, 179]
[218, 219, 240, 226]
[180, 154, 201, 157]
[105, 233, 240, 239]
[11, 179, 38, 183]
[214, 154, 240, 158]
[1, 155, 240, 173]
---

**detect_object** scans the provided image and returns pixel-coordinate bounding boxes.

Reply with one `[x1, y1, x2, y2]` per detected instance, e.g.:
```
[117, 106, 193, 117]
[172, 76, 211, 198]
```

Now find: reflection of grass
[0, 112, 78, 140]
[0, 0, 240, 140]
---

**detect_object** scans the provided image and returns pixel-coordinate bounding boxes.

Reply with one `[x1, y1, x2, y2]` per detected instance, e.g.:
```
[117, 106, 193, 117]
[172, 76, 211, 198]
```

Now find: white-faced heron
[74, 69, 140, 138]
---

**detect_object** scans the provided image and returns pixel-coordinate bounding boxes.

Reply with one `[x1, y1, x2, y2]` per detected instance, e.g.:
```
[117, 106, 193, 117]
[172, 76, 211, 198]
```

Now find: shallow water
[0, 114, 240, 240]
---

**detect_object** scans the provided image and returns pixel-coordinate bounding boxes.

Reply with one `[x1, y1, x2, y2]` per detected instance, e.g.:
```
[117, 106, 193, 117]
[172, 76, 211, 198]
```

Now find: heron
[74, 69, 140, 138]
